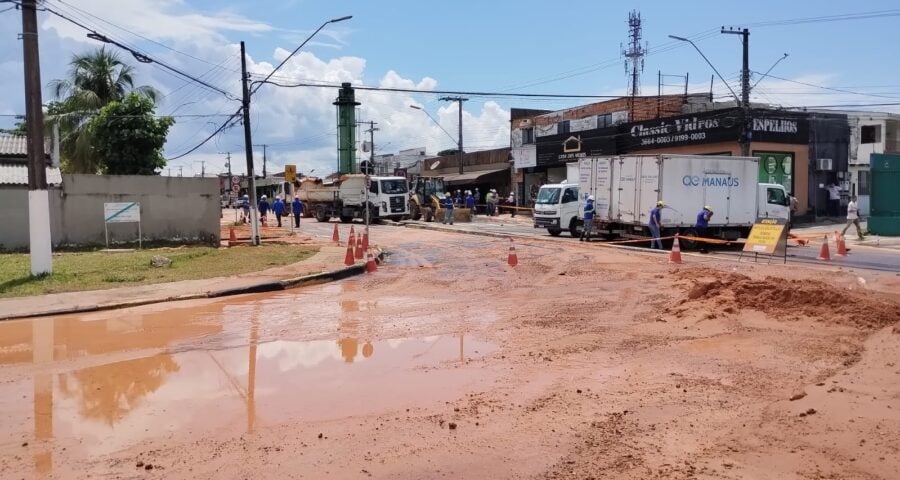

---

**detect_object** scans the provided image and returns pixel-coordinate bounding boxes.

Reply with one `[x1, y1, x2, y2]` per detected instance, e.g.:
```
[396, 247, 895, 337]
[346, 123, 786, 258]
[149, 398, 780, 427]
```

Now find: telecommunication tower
[622, 10, 648, 98]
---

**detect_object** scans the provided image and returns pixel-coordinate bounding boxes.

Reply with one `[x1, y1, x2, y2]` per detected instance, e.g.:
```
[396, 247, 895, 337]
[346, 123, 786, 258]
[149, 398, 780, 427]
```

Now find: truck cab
[533, 182, 580, 237]
[757, 183, 791, 221]
[368, 176, 410, 221]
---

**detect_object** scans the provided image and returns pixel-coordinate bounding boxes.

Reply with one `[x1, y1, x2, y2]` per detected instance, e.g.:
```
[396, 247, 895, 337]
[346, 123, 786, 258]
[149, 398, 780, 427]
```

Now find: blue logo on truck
[682, 175, 740, 187]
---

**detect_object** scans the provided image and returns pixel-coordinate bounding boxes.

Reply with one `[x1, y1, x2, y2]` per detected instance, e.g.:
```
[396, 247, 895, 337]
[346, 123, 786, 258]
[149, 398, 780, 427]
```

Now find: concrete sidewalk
[791, 221, 900, 250]
[0, 246, 375, 321]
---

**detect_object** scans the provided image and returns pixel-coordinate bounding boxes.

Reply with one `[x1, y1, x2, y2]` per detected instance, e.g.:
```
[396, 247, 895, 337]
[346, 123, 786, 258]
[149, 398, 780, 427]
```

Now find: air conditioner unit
[816, 158, 833, 171]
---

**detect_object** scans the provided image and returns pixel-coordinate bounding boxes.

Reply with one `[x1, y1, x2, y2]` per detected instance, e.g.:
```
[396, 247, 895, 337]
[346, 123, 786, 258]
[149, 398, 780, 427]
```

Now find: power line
[752, 71, 900, 100]
[41, 4, 239, 101]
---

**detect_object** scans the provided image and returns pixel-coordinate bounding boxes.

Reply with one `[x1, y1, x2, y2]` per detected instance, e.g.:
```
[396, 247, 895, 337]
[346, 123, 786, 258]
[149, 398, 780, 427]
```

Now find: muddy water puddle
[0, 281, 499, 470]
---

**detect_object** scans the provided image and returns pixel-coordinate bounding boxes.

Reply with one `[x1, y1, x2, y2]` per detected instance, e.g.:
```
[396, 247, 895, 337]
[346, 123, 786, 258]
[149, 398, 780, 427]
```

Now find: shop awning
[440, 168, 509, 185]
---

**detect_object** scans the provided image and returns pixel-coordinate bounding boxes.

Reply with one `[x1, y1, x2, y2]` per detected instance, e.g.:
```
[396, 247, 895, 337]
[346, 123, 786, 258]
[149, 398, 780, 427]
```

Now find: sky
[2, 0, 900, 177]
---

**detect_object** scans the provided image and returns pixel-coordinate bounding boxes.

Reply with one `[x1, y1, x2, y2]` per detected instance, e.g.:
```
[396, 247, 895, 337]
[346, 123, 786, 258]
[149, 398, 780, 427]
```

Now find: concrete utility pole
[240, 41, 261, 245]
[364, 121, 378, 228]
[178, 166, 183, 177]
[226, 152, 232, 177]
[199, 160, 206, 177]
[21, 0, 52, 275]
[722, 27, 751, 156]
[439, 96, 468, 175]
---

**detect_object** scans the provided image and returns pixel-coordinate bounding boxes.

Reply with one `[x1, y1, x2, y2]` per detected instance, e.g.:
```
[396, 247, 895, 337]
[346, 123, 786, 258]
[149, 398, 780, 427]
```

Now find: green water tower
[869, 154, 900, 236]
[333, 82, 360, 175]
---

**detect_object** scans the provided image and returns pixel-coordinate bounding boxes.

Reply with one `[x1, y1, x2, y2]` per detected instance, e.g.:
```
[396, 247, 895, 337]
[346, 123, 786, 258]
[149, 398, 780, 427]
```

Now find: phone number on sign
[640, 132, 706, 146]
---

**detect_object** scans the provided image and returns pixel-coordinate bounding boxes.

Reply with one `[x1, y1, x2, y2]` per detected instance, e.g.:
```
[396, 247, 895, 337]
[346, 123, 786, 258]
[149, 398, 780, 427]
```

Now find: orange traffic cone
[348, 231, 355, 249]
[817, 235, 831, 261]
[355, 234, 364, 260]
[507, 238, 518, 267]
[362, 227, 369, 251]
[349, 225, 355, 239]
[835, 231, 848, 257]
[366, 251, 377, 273]
[344, 241, 355, 266]
[669, 235, 683, 264]
[332, 224, 340, 243]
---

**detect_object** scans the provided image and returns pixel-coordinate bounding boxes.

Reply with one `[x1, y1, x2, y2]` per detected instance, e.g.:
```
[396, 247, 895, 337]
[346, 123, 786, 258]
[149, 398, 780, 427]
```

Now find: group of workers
[580, 195, 715, 251]
[239, 194, 305, 228]
[440, 188, 513, 224]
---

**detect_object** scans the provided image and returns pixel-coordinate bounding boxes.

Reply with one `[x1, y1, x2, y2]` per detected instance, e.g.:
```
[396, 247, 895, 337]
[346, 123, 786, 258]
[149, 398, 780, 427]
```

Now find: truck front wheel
[569, 218, 580, 238]
[339, 216, 353, 223]
[548, 227, 562, 236]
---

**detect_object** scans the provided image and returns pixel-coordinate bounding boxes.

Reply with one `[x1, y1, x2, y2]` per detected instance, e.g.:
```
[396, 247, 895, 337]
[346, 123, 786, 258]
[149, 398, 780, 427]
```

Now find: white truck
[297, 174, 410, 223]
[533, 162, 582, 236]
[535, 155, 790, 243]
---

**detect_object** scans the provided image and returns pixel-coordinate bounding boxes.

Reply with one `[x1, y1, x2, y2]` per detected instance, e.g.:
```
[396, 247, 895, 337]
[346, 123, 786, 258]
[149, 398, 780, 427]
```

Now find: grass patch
[0, 245, 318, 298]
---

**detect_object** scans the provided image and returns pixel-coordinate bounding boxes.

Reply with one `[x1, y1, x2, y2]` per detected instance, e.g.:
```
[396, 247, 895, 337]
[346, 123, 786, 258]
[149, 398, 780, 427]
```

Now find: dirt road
[1, 225, 899, 479]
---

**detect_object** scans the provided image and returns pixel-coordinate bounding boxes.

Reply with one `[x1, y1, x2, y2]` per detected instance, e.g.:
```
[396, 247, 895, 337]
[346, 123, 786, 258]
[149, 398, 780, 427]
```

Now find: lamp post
[669, 33, 749, 156]
[241, 14, 351, 245]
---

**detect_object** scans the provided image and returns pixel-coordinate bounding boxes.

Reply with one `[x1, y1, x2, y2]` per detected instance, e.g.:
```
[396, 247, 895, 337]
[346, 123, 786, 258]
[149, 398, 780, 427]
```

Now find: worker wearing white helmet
[580, 195, 596, 242]
[695, 205, 714, 253]
[648, 201, 665, 249]
[442, 191, 454, 225]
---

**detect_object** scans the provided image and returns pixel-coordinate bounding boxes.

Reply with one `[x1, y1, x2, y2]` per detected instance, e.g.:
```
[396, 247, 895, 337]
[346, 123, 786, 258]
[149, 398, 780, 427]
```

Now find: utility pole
[241, 41, 261, 246]
[439, 96, 467, 175]
[364, 121, 378, 228]
[21, 0, 51, 275]
[261, 144, 267, 178]
[178, 166, 183, 177]
[199, 160, 206, 177]
[226, 152, 232, 178]
[722, 27, 751, 156]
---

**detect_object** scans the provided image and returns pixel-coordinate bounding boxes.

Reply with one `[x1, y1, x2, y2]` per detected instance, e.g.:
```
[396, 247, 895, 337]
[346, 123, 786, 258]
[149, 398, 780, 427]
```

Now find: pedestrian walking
[648, 201, 664, 249]
[273, 196, 285, 227]
[465, 190, 475, 213]
[487, 189, 498, 216]
[695, 205, 713, 253]
[442, 193, 454, 225]
[789, 194, 799, 228]
[258, 195, 270, 226]
[580, 195, 595, 242]
[841, 195, 864, 241]
[507, 192, 516, 217]
[292, 196, 304, 228]
[240, 194, 250, 223]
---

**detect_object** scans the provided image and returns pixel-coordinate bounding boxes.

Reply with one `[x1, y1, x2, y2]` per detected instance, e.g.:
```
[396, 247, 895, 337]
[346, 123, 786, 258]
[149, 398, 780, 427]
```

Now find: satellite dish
[431, 160, 441, 169]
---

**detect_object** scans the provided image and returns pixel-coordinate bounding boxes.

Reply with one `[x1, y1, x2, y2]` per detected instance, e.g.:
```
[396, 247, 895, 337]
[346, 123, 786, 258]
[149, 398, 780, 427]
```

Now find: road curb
[1, 250, 384, 321]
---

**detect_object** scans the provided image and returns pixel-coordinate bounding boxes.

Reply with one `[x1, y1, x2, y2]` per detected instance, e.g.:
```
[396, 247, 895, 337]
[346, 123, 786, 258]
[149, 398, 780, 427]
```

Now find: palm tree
[47, 47, 159, 173]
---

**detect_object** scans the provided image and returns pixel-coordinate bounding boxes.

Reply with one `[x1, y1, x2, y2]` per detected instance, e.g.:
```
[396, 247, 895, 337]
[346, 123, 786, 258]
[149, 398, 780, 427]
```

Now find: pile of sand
[677, 271, 900, 330]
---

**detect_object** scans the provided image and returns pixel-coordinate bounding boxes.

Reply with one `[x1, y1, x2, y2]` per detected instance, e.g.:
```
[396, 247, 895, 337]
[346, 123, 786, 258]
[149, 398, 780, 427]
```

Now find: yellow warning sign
[744, 219, 787, 255]
[285, 164, 297, 183]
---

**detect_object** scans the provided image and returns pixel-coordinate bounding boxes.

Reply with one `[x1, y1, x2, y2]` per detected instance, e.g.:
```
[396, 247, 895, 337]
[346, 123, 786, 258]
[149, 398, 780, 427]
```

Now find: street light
[409, 105, 458, 147]
[667, 34, 740, 105]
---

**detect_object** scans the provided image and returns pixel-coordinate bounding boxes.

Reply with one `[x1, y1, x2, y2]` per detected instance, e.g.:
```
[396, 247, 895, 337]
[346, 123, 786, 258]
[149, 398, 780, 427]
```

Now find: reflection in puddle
[0, 320, 496, 473]
[0, 278, 497, 475]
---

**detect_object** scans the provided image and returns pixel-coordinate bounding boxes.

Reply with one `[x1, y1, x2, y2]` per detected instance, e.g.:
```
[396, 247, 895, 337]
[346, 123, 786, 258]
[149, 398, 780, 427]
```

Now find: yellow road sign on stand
[285, 164, 297, 183]
[743, 218, 788, 262]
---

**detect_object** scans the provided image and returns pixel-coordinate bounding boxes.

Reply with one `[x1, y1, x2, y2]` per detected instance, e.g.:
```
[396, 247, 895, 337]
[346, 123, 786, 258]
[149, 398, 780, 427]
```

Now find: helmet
[657, 201, 665, 207]
[588, 195, 595, 201]
[261, 195, 267, 200]
[445, 193, 451, 198]
[704, 205, 713, 212]
[243, 194, 249, 199]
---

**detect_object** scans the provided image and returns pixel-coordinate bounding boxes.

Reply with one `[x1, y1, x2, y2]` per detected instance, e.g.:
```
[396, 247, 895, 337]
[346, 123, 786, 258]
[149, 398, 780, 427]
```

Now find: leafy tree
[89, 93, 174, 175]
[0, 120, 27, 135]
[47, 47, 158, 174]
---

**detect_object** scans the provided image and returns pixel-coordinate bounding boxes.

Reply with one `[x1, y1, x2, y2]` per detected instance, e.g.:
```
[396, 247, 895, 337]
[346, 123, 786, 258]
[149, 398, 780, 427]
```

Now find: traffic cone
[344, 241, 355, 266]
[507, 238, 518, 267]
[835, 231, 848, 257]
[348, 231, 355, 250]
[366, 251, 377, 273]
[349, 225, 355, 239]
[817, 235, 831, 261]
[229, 227, 236, 243]
[332, 224, 340, 243]
[669, 235, 683, 264]
[355, 234, 364, 260]
[362, 227, 369, 251]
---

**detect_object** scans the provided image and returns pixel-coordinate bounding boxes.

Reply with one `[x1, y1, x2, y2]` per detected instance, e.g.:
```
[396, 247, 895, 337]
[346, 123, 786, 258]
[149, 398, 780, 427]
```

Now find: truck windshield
[536, 188, 561, 205]
[380, 179, 409, 194]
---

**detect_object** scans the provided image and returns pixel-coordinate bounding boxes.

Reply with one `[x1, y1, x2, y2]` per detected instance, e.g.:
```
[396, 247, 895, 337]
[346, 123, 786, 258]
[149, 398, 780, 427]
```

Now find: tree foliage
[47, 47, 159, 174]
[89, 93, 174, 175]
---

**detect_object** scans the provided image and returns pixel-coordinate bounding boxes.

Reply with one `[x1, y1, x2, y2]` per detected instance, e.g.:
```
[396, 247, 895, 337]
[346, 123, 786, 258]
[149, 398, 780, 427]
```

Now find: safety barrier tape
[594, 234, 736, 246]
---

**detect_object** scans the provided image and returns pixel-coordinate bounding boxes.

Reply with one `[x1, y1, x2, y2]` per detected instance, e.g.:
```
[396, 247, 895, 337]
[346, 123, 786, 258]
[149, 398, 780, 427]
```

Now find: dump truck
[534, 155, 790, 243]
[297, 174, 409, 223]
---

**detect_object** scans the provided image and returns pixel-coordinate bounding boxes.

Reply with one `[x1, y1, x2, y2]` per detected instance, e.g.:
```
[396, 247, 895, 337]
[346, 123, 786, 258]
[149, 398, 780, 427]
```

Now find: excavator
[408, 175, 445, 222]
